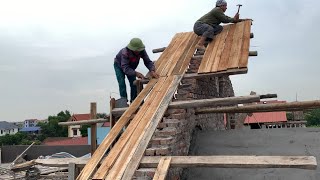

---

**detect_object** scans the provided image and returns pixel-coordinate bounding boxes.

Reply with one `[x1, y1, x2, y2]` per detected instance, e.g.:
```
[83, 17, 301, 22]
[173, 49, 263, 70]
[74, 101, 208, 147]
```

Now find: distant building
[0, 121, 19, 136]
[67, 114, 91, 137]
[88, 122, 111, 145]
[24, 119, 39, 128]
[20, 127, 41, 134]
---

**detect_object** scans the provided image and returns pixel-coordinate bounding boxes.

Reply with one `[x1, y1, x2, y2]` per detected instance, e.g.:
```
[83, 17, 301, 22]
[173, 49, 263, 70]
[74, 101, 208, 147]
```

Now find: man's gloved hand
[135, 71, 145, 79]
[150, 71, 159, 79]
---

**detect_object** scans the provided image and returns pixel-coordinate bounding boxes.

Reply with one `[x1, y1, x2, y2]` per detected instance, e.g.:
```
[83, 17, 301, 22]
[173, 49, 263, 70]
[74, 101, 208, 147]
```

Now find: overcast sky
[1, 0, 319, 122]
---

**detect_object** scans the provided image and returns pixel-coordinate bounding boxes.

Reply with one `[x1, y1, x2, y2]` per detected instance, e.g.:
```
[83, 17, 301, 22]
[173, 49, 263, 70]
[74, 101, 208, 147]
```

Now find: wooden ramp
[198, 20, 252, 74]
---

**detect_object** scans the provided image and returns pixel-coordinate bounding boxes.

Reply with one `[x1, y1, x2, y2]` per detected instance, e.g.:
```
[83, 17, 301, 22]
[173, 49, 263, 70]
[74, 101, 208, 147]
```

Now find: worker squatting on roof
[114, 38, 159, 103]
[194, 0, 249, 50]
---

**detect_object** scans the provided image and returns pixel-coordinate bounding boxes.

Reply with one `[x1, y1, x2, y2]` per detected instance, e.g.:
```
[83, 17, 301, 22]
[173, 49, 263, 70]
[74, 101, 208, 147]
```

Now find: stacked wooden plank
[198, 20, 252, 74]
[155, 32, 199, 76]
[77, 32, 198, 180]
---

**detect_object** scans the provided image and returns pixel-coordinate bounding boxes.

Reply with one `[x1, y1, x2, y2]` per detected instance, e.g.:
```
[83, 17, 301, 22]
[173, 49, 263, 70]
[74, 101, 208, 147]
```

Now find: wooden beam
[249, 51, 258, 56]
[110, 98, 116, 129]
[90, 102, 97, 155]
[112, 94, 277, 116]
[153, 157, 171, 180]
[185, 68, 248, 79]
[196, 100, 320, 114]
[140, 156, 317, 170]
[152, 47, 166, 53]
[59, 119, 108, 126]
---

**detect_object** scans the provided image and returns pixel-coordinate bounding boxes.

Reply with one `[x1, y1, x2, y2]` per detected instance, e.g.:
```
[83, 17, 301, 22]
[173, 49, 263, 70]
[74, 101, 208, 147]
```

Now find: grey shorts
[193, 21, 223, 39]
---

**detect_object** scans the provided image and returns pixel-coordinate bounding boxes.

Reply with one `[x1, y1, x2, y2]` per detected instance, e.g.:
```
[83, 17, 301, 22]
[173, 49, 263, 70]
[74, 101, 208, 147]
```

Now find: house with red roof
[43, 137, 88, 145]
[243, 100, 288, 129]
[68, 113, 91, 137]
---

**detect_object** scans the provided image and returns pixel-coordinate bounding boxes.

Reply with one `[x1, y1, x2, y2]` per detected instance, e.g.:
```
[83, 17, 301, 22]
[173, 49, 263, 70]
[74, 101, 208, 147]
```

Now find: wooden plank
[228, 22, 245, 69]
[196, 100, 320, 114]
[211, 26, 230, 72]
[161, 33, 191, 76]
[186, 68, 247, 79]
[157, 33, 184, 76]
[204, 26, 229, 73]
[106, 76, 175, 180]
[76, 79, 158, 180]
[59, 119, 108, 126]
[121, 76, 183, 180]
[90, 102, 97, 154]
[92, 77, 168, 180]
[199, 29, 223, 73]
[171, 32, 195, 74]
[238, 20, 252, 68]
[140, 156, 317, 170]
[153, 157, 172, 180]
[217, 24, 236, 71]
[175, 34, 199, 75]
[155, 33, 181, 71]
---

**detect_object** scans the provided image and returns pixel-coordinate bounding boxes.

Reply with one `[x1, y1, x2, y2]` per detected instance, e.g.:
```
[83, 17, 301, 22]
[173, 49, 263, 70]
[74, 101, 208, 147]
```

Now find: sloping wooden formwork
[198, 20, 252, 74]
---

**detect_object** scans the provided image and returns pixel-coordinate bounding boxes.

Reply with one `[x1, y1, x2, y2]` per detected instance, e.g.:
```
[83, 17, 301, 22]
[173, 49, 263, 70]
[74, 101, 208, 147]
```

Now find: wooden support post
[90, 102, 97, 155]
[110, 98, 116, 129]
[68, 163, 79, 180]
[153, 157, 171, 180]
[196, 100, 320, 114]
[136, 79, 144, 95]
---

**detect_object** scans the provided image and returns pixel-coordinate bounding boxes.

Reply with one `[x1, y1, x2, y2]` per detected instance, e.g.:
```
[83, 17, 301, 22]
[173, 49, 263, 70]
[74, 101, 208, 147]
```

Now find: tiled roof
[70, 114, 91, 121]
[43, 137, 88, 145]
[102, 122, 110, 127]
[0, 121, 19, 130]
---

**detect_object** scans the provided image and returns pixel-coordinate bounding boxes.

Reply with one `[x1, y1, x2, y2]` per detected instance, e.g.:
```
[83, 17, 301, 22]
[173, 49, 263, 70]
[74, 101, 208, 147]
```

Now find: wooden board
[228, 21, 245, 69]
[217, 24, 237, 71]
[91, 78, 168, 179]
[140, 156, 317, 170]
[104, 77, 174, 180]
[121, 76, 183, 180]
[238, 20, 252, 67]
[211, 26, 230, 72]
[77, 79, 158, 180]
[153, 157, 172, 180]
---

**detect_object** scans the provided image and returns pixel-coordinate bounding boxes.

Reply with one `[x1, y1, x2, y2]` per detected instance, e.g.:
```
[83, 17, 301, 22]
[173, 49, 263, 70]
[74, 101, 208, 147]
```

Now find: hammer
[236, 4, 242, 14]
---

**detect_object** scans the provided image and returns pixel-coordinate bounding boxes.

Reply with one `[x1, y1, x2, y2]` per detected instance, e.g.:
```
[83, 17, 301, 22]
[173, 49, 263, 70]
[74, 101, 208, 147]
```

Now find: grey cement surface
[182, 128, 320, 180]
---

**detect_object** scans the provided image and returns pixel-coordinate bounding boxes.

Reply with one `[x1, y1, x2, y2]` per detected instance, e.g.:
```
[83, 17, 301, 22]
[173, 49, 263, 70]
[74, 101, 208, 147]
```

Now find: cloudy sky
[1, 0, 319, 122]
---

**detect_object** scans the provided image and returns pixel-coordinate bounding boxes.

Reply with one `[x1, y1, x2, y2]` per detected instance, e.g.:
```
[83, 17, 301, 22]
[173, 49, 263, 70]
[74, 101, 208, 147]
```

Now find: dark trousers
[193, 21, 223, 40]
[114, 63, 137, 102]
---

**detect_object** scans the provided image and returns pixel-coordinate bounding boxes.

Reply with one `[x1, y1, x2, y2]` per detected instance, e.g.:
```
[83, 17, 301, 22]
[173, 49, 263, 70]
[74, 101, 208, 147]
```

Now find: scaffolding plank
[140, 156, 317, 170]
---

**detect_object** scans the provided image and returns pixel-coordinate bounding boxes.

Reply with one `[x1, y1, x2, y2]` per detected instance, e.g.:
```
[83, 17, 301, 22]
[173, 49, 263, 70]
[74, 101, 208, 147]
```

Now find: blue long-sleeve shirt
[114, 47, 155, 76]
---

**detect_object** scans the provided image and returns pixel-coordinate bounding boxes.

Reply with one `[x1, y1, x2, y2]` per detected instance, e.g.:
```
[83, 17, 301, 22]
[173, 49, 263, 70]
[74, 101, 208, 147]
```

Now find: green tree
[305, 109, 320, 127]
[38, 110, 71, 138]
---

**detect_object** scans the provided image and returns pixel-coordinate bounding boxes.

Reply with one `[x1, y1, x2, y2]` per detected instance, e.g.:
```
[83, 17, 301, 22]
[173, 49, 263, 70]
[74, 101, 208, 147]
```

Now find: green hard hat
[127, 38, 145, 51]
